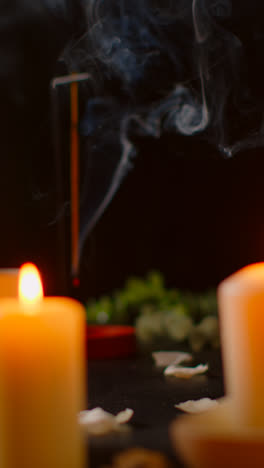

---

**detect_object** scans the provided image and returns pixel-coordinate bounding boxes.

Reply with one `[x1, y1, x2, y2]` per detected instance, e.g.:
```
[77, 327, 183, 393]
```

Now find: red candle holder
[86, 325, 136, 359]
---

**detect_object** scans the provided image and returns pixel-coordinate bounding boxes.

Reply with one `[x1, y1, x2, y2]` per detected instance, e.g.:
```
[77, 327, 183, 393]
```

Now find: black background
[1, 1, 264, 300]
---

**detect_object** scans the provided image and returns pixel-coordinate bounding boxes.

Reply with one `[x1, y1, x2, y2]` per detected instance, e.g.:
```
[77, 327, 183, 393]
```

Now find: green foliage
[85, 271, 219, 351]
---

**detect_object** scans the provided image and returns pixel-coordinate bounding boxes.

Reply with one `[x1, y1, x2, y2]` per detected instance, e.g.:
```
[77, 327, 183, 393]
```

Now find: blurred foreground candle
[218, 262, 264, 427]
[171, 263, 264, 468]
[0, 269, 19, 297]
[0, 263, 86, 468]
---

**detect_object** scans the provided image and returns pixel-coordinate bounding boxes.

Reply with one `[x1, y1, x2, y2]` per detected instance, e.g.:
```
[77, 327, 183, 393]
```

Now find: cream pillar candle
[0, 269, 19, 297]
[218, 262, 264, 427]
[0, 263, 86, 468]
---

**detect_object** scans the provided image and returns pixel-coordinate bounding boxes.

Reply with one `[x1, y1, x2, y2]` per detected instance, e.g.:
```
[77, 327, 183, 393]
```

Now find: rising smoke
[60, 0, 264, 271]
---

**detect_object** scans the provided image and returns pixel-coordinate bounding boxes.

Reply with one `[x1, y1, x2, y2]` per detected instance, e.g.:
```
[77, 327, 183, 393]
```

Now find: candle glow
[18, 263, 43, 305]
[0, 263, 86, 468]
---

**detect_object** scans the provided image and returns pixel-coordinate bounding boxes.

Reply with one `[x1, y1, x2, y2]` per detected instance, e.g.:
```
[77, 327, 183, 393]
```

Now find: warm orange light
[18, 263, 44, 305]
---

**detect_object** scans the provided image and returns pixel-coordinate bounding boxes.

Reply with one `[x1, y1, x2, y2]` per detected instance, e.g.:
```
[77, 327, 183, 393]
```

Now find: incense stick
[70, 78, 80, 282]
[51, 73, 90, 290]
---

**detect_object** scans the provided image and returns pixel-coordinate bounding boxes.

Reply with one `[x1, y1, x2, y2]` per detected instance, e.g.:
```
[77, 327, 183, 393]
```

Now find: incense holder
[86, 325, 136, 359]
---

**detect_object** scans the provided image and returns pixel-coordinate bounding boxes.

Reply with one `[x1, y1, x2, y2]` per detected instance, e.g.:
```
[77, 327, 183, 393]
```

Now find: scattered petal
[175, 397, 219, 413]
[115, 408, 134, 424]
[152, 351, 192, 367]
[164, 363, 208, 378]
[78, 407, 133, 436]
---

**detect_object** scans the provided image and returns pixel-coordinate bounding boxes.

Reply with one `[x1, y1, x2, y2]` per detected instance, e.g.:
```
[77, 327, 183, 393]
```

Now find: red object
[72, 277, 80, 288]
[86, 325, 136, 359]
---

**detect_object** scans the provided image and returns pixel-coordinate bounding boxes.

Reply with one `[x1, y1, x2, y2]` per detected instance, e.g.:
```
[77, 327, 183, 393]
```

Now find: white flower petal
[115, 408, 134, 424]
[152, 351, 192, 367]
[164, 363, 208, 378]
[78, 407, 133, 436]
[175, 398, 219, 413]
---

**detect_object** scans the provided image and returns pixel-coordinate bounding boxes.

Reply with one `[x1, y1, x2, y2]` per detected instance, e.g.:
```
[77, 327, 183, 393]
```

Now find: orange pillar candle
[0, 269, 19, 297]
[0, 263, 86, 468]
[218, 262, 264, 427]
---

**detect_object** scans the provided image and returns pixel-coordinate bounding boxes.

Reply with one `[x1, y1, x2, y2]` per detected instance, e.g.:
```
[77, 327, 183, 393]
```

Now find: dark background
[1, 1, 264, 300]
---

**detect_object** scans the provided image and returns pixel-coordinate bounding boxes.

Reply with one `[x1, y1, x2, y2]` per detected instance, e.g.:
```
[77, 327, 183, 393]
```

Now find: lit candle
[0, 263, 86, 468]
[218, 262, 264, 427]
[171, 263, 264, 468]
[0, 269, 19, 297]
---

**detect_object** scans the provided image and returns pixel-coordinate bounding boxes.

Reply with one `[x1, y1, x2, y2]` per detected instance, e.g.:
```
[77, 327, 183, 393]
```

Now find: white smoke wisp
[165, 72, 209, 136]
[66, 0, 263, 271]
[192, 0, 209, 44]
[78, 111, 162, 261]
[219, 133, 264, 158]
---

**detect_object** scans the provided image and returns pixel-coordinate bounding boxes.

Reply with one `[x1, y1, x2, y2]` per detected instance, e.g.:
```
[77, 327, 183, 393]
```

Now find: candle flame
[19, 263, 43, 304]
